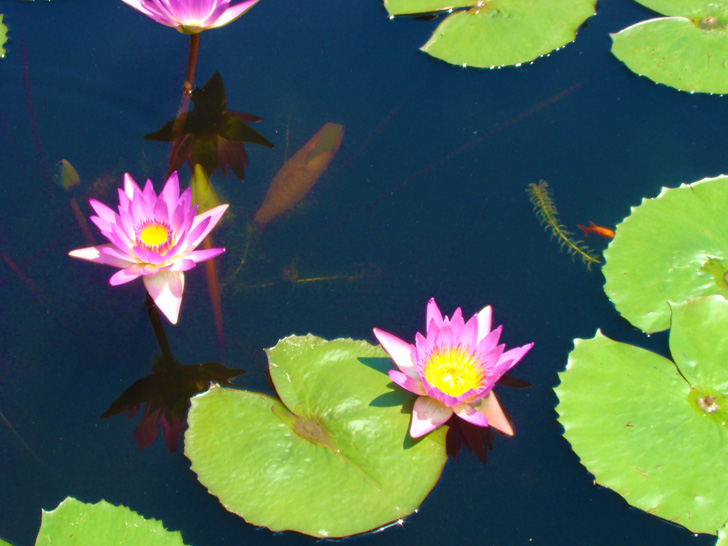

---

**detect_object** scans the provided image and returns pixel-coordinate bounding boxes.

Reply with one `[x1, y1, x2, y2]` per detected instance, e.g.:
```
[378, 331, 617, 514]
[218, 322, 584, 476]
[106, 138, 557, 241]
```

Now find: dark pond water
[0, 1, 725, 545]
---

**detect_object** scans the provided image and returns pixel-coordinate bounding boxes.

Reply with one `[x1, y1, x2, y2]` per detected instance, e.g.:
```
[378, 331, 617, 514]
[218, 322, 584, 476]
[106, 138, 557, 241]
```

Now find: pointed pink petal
[388, 370, 426, 396]
[209, 0, 259, 28]
[143, 270, 185, 324]
[449, 307, 464, 334]
[373, 328, 418, 378]
[476, 305, 492, 341]
[159, 172, 180, 219]
[69, 245, 134, 268]
[110, 264, 144, 285]
[123, 173, 143, 200]
[183, 204, 228, 250]
[475, 393, 513, 436]
[142, 179, 157, 205]
[498, 342, 534, 369]
[477, 325, 502, 354]
[100, 245, 137, 263]
[182, 247, 225, 263]
[425, 297, 443, 331]
[410, 396, 452, 438]
[89, 198, 118, 223]
[168, 258, 197, 271]
[459, 314, 479, 348]
[454, 402, 489, 427]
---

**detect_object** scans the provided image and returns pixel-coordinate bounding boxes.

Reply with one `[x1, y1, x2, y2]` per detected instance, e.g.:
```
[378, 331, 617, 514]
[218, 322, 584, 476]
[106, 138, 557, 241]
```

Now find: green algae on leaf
[603, 175, 728, 333]
[384, 0, 596, 68]
[35, 497, 189, 546]
[611, 1, 728, 93]
[556, 296, 728, 536]
[185, 335, 447, 538]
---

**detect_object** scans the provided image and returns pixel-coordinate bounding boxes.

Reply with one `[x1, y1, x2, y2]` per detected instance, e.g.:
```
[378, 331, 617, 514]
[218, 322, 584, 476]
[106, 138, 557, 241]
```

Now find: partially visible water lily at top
[69, 172, 227, 324]
[373, 298, 533, 438]
[120, 0, 260, 34]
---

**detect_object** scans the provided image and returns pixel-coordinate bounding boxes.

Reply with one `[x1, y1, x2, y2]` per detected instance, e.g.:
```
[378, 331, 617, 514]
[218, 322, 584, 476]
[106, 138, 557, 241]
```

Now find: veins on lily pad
[145, 71, 274, 181]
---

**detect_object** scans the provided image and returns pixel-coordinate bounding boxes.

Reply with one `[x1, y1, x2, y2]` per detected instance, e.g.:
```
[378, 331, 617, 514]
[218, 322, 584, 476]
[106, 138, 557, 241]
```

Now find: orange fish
[577, 221, 614, 239]
[254, 122, 344, 227]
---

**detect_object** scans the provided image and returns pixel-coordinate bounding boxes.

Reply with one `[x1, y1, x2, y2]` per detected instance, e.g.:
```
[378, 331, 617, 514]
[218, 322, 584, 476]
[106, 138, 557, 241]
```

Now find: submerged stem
[144, 291, 178, 368]
[171, 33, 201, 139]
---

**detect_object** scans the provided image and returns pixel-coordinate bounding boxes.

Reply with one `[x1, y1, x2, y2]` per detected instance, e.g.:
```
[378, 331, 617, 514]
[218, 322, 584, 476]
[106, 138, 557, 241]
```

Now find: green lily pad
[634, 0, 728, 19]
[611, 0, 728, 94]
[555, 296, 728, 535]
[603, 175, 728, 333]
[384, 0, 596, 69]
[185, 335, 447, 538]
[0, 15, 7, 59]
[36, 497, 189, 545]
[0, 539, 13, 546]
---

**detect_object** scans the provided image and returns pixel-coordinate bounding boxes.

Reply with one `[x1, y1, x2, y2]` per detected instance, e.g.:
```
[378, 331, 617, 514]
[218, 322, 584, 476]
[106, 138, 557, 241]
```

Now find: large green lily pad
[555, 296, 728, 535]
[634, 0, 728, 19]
[384, 0, 596, 68]
[611, 1, 728, 93]
[603, 175, 728, 333]
[185, 335, 447, 538]
[0, 15, 7, 59]
[35, 497, 189, 546]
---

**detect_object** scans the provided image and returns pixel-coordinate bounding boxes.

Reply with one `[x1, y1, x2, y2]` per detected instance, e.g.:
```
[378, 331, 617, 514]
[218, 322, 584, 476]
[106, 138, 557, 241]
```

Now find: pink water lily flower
[120, 0, 260, 34]
[69, 172, 227, 324]
[373, 298, 533, 439]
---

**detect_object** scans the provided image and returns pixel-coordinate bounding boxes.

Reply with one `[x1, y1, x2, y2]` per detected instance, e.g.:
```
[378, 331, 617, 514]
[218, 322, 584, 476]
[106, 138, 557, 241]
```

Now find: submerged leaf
[185, 335, 446, 538]
[54, 159, 80, 191]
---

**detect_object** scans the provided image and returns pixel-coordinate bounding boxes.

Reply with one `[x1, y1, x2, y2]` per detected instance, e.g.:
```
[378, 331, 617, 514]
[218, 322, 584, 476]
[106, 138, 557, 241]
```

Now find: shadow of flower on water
[100, 293, 244, 452]
[102, 357, 244, 452]
[144, 71, 274, 182]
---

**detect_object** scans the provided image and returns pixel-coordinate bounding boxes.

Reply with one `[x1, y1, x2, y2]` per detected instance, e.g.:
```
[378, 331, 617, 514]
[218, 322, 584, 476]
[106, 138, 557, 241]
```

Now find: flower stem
[144, 291, 178, 368]
[177, 33, 200, 118]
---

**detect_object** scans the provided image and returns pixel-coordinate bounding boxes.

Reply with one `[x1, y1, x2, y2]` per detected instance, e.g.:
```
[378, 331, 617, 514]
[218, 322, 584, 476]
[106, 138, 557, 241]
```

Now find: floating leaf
[185, 335, 447, 538]
[612, 15, 728, 94]
[556, 296, 728, 535]
[633, 0, 728, 19]
[0, 15, 7, 59]
[385, 0, 596, 68]
[35, 497, 189, 546]
[603, 175, 728, 333]
[611, 0, 728, 94]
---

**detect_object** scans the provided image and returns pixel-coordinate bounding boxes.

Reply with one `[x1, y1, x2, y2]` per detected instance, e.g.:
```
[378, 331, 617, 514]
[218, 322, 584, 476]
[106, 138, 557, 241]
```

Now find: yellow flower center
[136, 220, 173, 253]
[422, 346, 484, 397]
